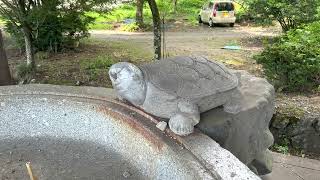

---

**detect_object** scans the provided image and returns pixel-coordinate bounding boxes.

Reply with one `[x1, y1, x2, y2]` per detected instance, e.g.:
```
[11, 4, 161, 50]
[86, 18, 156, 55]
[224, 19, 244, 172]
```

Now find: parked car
[199, 0, 236, 27]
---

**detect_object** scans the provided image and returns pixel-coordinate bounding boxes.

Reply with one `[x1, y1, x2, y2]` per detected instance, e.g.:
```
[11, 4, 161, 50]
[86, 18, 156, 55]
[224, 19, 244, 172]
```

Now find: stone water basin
[0, 85, 259, 180]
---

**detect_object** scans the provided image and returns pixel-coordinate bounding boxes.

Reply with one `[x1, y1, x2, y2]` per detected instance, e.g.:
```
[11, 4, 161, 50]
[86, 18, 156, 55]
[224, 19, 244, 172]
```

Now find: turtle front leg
[169, 100, 200, 136]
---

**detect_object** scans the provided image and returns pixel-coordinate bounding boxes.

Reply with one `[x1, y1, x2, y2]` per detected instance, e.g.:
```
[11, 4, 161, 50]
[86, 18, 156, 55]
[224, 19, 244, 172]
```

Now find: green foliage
[177, 0, 205, 14]
[1, 0, 110, 52]
[120, 23, 140, 32]
[255, 22, 320, 92]
[81, 55, 114, 80]
[0, 16, 5, 25]
[16, 63, 34, 81]
[88, 23, 113, 30]
[87, 3, 153, 30]
[273, 143, 289, 154]
[87, 0, 208, 30]
[82, 56, 114, 70]
[271, 134, 290, 155]
[157, 0, 174, 17]
[4, 22, 25, 49]
[35, 51, 50, 60]
[247, 0, 320, 31]
[233, 1, 253, 24]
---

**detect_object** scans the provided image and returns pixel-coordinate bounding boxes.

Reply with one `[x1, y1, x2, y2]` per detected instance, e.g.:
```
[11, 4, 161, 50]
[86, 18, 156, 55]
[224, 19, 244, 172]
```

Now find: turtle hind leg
[169, 100, 200, 136]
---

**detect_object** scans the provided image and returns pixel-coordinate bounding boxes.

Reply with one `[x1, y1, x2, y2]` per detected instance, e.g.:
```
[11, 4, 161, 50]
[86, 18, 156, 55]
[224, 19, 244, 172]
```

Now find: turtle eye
[110, 72, 117, 80]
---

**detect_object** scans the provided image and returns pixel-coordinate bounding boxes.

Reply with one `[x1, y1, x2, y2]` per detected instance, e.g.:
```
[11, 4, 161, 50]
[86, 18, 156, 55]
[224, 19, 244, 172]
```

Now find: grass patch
[120, 23, 140, 32]
[272, 143, 289, 154]
[80, 55, 114, 81]
[82, 38, 153, 63]
[28, 38, 153, 87]
[88, 23, 114, 30]
[87, 4, 153, 30]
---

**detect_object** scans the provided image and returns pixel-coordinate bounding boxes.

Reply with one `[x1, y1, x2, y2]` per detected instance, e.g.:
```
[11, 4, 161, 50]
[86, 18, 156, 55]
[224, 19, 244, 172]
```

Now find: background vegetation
[255, 22, 320, 92]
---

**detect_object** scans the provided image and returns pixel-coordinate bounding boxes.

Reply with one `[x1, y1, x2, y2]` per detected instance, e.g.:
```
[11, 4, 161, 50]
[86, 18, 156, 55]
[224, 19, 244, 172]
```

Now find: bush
[177, 0, 205, 14]
[120, 23, 140, 32]
[3, 0, 109, 53]
[247, 0, 320, 31]
[255, 22, 320, 92]
[234, 2, 254, 24]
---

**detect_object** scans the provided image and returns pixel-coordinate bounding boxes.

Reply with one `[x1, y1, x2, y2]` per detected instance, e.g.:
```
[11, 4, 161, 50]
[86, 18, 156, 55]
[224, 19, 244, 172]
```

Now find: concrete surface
[0, 84, 260, 180]
[262, 152, 320, 180]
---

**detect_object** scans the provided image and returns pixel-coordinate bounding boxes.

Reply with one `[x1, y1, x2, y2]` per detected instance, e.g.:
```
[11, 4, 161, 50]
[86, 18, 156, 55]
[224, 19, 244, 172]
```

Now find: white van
[199, 0, 236, 27]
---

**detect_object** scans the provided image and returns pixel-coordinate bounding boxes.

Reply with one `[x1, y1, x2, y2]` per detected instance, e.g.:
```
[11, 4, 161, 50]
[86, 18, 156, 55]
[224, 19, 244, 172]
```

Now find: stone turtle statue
[109, 56, 241, 136]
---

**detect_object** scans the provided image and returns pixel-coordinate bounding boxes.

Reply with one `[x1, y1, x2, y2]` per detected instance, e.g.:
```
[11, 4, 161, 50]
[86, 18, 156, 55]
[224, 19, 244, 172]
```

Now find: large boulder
[197, 70, 275, 175]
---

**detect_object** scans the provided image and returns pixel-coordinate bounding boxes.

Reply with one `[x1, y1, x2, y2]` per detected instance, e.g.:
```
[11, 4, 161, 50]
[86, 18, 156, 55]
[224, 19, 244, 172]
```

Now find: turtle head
[109, 62, 146, 106]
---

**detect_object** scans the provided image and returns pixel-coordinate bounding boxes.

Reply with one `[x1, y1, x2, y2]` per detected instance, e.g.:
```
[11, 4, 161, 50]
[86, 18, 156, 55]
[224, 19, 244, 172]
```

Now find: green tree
[0, 0, 112, 70]
[0, 0, 37, 68]
[247, 0, 320, 31]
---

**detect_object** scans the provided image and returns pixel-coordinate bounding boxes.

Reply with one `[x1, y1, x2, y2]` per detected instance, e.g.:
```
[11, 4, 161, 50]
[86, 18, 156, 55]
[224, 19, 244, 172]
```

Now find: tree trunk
[147, 0, 161, 60]
[0, 29, 12, 85]
[22, 26, 35, 68]
[136, 0, 144, 27]
[173, 0, 178, 13]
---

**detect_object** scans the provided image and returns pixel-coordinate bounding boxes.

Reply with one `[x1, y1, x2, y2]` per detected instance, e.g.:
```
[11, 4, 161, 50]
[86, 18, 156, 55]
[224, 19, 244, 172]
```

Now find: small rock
[75, 81, 81, 86]
[30, 79, 36, 83]
[0, 102, 5, 107]
[156, 121, 167, 131]
[122, 171, 131, 178]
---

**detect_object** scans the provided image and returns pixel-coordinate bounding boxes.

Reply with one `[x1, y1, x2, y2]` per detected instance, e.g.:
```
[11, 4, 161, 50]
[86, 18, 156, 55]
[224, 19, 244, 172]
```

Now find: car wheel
[230, 23, 235, 27]
[209, 19, 214, 27]
[198, 16, 202, 23]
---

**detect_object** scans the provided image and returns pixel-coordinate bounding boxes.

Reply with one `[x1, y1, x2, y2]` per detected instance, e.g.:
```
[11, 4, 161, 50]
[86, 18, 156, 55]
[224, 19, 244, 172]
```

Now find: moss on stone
[272, 105, 304, 127]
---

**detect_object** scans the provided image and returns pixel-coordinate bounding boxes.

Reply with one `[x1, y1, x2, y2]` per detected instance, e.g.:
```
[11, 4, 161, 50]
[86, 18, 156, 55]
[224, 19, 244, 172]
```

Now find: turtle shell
[139, 56, 238, 99]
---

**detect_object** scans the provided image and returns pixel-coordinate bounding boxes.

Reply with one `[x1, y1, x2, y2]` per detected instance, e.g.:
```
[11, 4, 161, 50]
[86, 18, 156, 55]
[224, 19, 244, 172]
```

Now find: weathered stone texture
[197, 70, 275, 175]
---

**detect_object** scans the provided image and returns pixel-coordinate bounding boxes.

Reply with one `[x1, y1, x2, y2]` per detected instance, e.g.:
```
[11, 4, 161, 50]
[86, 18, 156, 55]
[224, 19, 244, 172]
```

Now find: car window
[216, 2, 234, 11]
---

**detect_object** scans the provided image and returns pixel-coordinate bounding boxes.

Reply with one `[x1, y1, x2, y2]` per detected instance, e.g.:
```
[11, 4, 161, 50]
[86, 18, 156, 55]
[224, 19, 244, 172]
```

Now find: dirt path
[91, 25, 320, 122]
[91, 25, 280, 40]
[91, 25, 281, 75]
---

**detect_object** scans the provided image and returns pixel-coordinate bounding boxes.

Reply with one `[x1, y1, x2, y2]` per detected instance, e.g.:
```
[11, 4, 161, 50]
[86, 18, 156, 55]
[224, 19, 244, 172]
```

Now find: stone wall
[270, 108, 320, 155]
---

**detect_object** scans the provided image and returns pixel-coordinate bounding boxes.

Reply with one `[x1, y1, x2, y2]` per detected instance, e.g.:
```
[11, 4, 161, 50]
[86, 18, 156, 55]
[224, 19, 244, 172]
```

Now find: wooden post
[0, 29, 12, 85]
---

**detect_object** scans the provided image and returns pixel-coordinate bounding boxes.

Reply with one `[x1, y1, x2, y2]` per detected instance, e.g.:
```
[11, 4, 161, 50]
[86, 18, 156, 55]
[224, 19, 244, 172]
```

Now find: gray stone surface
[292, 116, 320, 153]
[271, 115, 320, 154]
[261, 152, 320, 180]
[197, 70, 275, 175]
[156, 121, 167, 131]
[109, 56, 241, 136]
[177, 131, 261, 180]
[0, 84, 260, 180]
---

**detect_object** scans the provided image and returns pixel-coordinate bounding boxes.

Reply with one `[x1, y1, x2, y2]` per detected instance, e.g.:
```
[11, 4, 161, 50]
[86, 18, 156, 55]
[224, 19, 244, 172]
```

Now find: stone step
[261, 152, 320, 180]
